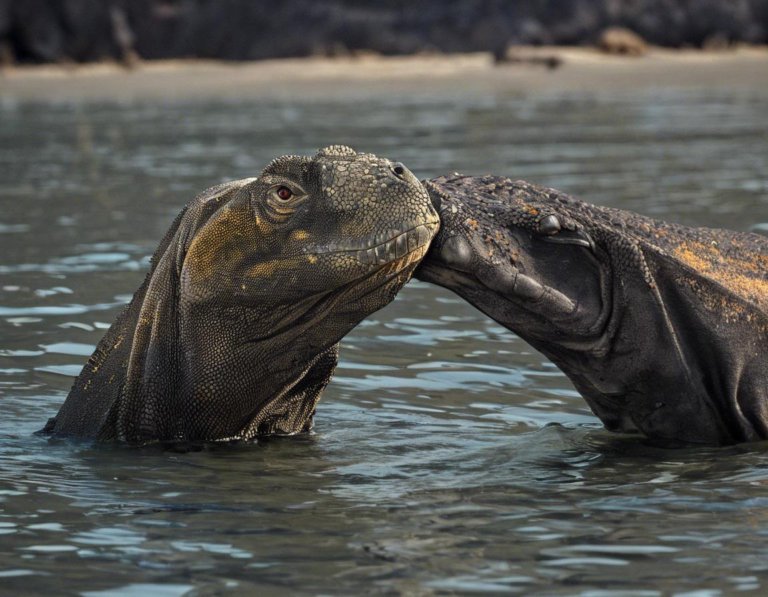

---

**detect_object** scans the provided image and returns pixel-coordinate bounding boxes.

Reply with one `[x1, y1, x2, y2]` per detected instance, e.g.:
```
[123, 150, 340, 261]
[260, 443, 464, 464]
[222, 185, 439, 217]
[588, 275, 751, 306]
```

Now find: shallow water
[1, 86, 768, 596]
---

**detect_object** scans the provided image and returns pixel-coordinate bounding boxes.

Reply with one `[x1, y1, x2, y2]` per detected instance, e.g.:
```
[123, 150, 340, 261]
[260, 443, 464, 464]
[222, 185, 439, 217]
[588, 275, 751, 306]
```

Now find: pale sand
[1, 47, 767, 102]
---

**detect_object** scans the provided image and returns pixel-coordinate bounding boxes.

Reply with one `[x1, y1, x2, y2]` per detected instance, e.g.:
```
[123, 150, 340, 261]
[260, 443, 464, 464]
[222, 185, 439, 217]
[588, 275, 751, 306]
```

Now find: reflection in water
[1, 90, 767, 595]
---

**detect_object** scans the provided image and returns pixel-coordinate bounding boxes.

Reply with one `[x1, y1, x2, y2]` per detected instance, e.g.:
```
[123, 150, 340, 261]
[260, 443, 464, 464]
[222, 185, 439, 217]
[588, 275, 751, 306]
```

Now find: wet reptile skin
[42, 146, 438, 443]
[416, 174, 768, 445]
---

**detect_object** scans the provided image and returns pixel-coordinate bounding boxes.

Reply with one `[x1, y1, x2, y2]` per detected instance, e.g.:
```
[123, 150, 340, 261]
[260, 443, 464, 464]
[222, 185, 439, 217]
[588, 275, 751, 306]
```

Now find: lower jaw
[344, 246, 431, 310]
[358, 223, 437, 266]
[310, 222, 438, 266]
[380, 242, 432, 272]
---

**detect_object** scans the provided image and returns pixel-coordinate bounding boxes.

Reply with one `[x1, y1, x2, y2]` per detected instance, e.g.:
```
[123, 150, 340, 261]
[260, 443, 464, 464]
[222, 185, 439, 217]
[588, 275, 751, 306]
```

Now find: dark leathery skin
[42, 146, 439, 444]
[416, 174, 768, 446]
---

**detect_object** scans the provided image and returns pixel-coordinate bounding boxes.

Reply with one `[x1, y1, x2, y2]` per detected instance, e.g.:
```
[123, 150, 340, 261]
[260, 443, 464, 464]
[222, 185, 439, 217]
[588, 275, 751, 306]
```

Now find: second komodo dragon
[417, 174, 768, 446]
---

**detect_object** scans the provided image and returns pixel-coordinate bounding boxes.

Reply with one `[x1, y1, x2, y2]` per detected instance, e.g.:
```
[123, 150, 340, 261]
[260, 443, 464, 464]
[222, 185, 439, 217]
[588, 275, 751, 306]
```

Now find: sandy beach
[2, 47, 767, 102]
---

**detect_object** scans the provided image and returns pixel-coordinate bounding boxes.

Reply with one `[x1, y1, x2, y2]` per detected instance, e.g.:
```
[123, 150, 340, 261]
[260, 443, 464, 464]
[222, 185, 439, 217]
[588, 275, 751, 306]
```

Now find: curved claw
[542, 227, 596, 252]
[475, 264, 576, 315]
[434, 226, 577, 316]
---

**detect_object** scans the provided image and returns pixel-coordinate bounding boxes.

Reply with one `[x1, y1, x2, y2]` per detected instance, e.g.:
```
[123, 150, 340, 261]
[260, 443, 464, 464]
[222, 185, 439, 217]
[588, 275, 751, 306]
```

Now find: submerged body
[417, 175, 768, 445]
[43, 146, 438, 443]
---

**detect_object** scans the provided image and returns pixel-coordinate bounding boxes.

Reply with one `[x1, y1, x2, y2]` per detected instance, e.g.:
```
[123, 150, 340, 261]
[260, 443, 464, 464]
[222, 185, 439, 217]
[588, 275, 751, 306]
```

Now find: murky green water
[1, 86, 768, 596]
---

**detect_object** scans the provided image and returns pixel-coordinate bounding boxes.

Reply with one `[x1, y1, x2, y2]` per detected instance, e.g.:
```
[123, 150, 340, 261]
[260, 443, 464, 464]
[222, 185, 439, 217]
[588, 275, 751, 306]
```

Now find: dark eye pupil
[277, 186, 292, 200]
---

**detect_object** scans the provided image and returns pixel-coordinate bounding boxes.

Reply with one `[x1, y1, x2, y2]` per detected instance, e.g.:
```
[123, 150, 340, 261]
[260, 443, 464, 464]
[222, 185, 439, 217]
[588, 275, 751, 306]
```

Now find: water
[1, 86, 768, 596]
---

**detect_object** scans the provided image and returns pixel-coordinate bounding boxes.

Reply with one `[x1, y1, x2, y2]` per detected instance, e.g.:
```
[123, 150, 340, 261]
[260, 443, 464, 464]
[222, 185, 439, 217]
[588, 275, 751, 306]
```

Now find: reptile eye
[390, 163, 407, 179]
[276, 186, 293, 201]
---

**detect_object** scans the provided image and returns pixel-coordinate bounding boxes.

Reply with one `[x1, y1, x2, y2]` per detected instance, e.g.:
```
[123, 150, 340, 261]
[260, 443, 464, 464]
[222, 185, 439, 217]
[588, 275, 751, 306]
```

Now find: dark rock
[0, 0, 10, 38]
[598, 26, 648, 55]
[2, 0, 768, 64]
[702, 32, 732, 51]
[0, 40, 13, 68]
[9, 0, 67, 62]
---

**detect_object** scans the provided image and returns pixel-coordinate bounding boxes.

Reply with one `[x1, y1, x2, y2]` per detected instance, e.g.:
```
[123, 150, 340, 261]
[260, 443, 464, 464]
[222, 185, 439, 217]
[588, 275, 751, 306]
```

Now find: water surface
[1, 86, 768, 596]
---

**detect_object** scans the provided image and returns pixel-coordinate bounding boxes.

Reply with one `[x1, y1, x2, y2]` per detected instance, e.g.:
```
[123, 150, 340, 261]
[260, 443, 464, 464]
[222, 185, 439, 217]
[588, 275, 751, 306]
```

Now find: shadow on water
[1, 90, 768, 595]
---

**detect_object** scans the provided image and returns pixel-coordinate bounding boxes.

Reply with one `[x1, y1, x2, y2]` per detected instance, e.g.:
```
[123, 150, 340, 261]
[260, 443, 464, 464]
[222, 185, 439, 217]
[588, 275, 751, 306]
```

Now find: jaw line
[302, 222, 439, 264]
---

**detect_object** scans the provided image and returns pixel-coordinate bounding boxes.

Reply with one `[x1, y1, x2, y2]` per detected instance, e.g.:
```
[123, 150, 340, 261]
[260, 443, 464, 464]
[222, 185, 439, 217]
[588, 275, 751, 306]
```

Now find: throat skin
[417, 174, 768, 446]
[120, 297, 345, 443]
[47, 180, 344, 443]
[51, 254, 417, 444]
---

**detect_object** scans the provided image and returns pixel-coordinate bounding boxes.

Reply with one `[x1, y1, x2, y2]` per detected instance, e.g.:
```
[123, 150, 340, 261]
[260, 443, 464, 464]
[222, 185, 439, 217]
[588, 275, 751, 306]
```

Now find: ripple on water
[1, 91, 768, 595]
[82, 585, 195, 597]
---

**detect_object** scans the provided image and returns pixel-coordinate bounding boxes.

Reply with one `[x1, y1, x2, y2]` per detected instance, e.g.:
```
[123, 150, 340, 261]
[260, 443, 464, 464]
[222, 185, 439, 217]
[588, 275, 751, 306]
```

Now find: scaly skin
[416, 174, 768, 446]
[42, 146, 438, 444]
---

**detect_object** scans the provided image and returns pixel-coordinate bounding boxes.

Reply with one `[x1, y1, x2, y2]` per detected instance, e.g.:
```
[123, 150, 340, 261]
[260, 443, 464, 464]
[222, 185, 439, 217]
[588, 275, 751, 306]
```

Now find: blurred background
[2, 0, 768, 65]
[1, 2, 768, 597]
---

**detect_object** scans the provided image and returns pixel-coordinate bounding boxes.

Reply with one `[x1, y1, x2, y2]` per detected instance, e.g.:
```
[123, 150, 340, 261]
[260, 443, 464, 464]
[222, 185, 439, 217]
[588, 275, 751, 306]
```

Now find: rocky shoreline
[2, 0, 768, 66]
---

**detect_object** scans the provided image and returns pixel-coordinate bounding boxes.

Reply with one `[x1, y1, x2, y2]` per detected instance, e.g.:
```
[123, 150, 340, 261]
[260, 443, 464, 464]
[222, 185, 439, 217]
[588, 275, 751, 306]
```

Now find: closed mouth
[304, 222, 438, 265]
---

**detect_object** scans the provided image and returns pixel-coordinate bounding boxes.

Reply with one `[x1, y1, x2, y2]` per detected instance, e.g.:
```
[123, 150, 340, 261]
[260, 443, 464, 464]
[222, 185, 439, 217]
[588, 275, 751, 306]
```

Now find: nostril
[391, 163, 406, 178]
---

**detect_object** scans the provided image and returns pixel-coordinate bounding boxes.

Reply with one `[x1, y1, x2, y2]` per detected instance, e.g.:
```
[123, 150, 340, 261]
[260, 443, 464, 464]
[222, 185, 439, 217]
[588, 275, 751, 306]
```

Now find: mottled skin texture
[417, 175, 768, 446]
[43, 146, 438, 444]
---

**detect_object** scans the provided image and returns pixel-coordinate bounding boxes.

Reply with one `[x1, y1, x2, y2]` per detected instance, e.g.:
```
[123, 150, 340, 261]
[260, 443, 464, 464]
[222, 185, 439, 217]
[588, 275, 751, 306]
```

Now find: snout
[310, 152, 440, 270]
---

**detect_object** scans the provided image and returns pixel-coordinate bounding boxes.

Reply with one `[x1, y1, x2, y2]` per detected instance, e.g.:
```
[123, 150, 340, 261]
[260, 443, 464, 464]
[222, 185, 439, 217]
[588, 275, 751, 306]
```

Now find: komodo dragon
[41, 146, 438, 443]
[416, 175, 768, 445]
